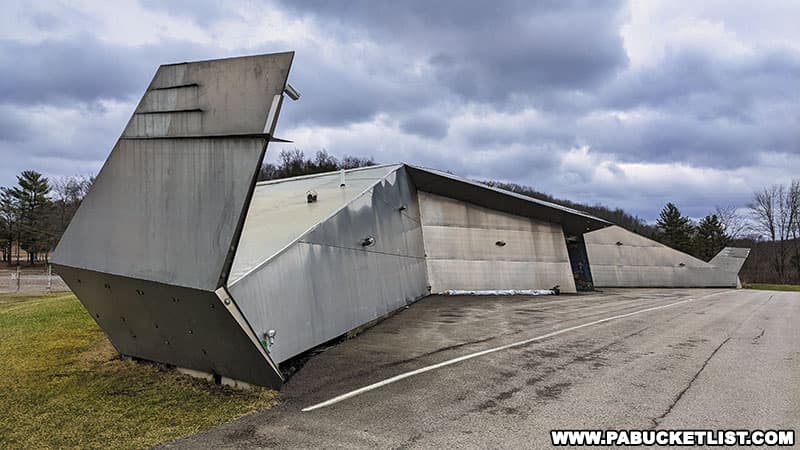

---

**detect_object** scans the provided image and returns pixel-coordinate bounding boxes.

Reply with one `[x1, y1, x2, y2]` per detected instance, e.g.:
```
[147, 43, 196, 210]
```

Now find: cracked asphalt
[162, 288, 800, 449]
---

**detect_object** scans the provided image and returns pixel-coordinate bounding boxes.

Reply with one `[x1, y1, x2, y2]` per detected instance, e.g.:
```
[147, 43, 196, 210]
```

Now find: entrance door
[566, 234, 594, 291]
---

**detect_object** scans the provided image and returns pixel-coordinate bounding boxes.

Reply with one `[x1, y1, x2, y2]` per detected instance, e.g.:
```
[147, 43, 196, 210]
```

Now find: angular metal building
[584, 225, 750, 288]
[53, 52, 750, 388]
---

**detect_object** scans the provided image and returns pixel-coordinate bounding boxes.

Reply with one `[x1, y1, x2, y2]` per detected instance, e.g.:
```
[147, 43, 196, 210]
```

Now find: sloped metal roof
[229, 164, 403, 284]
[229, 163, 609, 287]
[405, 164, 610, 235]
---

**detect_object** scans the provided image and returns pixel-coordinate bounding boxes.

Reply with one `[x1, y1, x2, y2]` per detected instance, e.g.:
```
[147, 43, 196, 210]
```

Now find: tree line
[258, 149, 375, 181]
[1, 171, 93, 264]
[2, 150, 798, 286]
[744, 181, 800, 284]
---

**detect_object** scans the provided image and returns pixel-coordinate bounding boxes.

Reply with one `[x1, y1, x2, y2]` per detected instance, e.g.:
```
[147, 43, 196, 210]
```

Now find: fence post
[16, 265, 21, 293]
[47, 264, 52, 293]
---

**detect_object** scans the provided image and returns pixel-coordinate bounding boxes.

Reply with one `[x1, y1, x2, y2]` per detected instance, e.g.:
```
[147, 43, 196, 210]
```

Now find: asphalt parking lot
[165, 288, 800, 449]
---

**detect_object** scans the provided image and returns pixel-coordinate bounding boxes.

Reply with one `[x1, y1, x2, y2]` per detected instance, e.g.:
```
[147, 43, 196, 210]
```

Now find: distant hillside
[482, 180, 657, 238]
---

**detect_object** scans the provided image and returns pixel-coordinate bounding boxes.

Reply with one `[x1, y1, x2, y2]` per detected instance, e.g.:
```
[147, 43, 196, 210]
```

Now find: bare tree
[749, 182, 800, 283]
[714, 205, 749, 240]
[790, 180, 800, 279]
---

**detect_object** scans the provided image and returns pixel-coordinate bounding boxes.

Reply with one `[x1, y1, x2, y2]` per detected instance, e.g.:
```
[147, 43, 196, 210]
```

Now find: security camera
[284, 83, 301, 101]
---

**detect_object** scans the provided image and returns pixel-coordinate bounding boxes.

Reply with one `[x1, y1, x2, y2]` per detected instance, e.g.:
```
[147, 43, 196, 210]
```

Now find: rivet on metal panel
[224, 298, 231, 305]
[188, 330, 194, 335]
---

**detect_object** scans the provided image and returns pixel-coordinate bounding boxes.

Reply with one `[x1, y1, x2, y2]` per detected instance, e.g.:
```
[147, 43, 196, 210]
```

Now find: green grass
[745, 283, 800, 292]
[0, 292, 277, 449]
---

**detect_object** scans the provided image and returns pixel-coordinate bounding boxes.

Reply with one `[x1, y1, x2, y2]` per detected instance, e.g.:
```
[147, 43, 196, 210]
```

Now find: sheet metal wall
[584, 225, 739, 287]
[709, 247, 751, 274]
[229, 165, 402, 283]
[54, 137, 266, 291]
[57, 266, 282, 388]
[418, 191, 577, 293]
[52, 53, 295, 388]
[229, 167, 428, 363]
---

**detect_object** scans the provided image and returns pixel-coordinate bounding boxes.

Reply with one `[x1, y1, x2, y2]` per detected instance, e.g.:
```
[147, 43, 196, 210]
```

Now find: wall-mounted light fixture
[361, 236, 376, 247]
[495, 240, 506, 247]
[284, 83, 301, 101]
[615, 241, 623, 246]
[306, 190, 318, 203]
[263, 330, 277, 351]
[678, 262, 686, 267]
[398, 204, 407, 212]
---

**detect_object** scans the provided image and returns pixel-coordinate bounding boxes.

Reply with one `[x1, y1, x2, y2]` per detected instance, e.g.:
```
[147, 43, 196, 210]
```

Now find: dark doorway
[566, 234, 594, 291]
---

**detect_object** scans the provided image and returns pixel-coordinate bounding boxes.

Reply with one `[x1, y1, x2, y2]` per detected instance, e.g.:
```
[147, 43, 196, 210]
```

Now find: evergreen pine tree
[693, 214, 727, 261]
[656, 203, 695, 255]
[9, 171, 52, 264]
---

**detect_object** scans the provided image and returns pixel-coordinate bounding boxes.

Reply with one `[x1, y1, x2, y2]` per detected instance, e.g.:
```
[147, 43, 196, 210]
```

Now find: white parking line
[302, 291, 725, 412]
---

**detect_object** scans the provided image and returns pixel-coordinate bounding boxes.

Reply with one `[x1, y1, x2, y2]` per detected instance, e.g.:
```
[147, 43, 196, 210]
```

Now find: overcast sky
[1, 1, 798, 221]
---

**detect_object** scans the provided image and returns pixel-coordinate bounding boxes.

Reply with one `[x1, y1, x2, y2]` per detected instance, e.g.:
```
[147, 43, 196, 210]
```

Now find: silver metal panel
[124, 111, 204, 137]
[419, 191, 576, 293]
[52, 52, 295, 388]
[124, 52, 294, 137]
[422, 227, 567, 262]
[230, 168, 429, 363]
[229, 164, 403, 283]
[407, 165, 609, 235]
[301, 167, 425, 258]
[56, 265, 282, 388]
[53, 137, 267, 291]
[584, 225, 742, 287]
[709, 247, 751, 273]
[426, 260, 576, 292]
[137, 85, 200, 113]
[586, 264, 735, 288]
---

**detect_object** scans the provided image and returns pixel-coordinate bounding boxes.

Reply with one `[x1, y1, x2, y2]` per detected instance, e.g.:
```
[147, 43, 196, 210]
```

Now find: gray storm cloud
[0, 0, 798, 221]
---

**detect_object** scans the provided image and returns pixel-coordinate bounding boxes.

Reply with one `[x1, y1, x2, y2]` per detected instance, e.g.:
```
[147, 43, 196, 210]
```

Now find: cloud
[399, 112, 449, 139]
[276, 0, 629, 103]
[0, 35, 221, 106]
[1, 0, 799, 223]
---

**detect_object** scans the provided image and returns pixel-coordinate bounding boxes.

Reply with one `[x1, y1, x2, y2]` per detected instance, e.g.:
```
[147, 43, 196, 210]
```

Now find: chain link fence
[0, 266, 69, 294]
